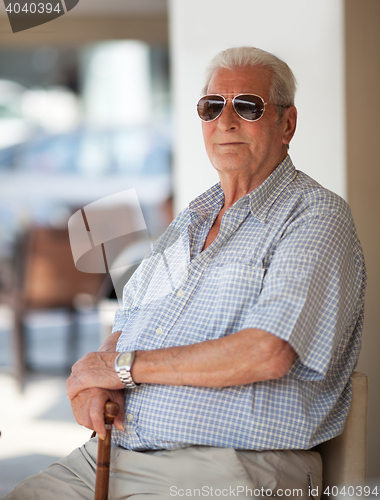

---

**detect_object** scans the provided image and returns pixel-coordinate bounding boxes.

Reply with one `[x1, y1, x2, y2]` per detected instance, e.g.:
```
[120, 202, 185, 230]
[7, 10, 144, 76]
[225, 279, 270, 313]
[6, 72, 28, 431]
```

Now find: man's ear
[281, 106, 297, 146]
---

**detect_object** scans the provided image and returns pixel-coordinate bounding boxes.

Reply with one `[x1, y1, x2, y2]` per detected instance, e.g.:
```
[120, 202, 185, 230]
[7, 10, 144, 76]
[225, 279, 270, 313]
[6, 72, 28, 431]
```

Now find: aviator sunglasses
[197, 94, 287, 122]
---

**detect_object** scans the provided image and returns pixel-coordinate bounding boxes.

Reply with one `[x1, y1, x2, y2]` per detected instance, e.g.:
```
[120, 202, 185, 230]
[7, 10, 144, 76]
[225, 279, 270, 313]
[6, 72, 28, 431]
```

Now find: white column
[169, 0, 346, 213]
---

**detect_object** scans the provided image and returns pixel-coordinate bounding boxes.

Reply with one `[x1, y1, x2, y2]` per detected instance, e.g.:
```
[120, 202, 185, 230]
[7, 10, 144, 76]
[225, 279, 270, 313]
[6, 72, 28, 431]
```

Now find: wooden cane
[95, 401, 119, 500]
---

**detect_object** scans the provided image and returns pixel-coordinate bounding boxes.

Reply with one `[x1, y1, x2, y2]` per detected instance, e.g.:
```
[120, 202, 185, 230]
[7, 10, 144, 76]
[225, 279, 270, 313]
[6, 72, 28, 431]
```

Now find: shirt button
[155, 327, 163, 335]
[126, 413, 133, 422]
[176, 289, 184, 298]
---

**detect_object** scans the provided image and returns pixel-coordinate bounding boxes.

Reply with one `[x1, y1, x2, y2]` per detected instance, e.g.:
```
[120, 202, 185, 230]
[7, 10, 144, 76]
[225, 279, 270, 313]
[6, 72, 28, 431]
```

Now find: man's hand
[70, 387, 125, 440]
[66, 351, 124, 401]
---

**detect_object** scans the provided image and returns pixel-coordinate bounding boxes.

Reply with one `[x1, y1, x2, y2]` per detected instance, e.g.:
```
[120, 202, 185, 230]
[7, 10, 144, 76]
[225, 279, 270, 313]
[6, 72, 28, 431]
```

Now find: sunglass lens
[234, 95, 265, 121]
[197, 95, 225, 121]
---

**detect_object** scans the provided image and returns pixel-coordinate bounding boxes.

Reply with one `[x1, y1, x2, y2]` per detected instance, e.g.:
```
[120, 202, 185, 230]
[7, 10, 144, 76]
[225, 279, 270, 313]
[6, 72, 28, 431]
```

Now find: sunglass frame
[197, 93, 284, 123]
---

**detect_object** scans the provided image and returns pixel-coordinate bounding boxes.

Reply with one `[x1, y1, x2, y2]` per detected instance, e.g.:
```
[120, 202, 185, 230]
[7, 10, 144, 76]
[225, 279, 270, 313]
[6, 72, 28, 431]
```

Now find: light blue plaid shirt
[112, 155, 366, 451]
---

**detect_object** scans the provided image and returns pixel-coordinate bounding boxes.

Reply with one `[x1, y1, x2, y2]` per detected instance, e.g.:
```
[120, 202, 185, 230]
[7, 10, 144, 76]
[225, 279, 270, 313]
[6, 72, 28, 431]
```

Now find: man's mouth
[219, 142, 245, 146]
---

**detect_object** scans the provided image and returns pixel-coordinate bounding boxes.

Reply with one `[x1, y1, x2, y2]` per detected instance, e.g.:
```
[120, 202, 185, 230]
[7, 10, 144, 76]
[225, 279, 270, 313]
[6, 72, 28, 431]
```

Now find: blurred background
[0, 0, 379, 493]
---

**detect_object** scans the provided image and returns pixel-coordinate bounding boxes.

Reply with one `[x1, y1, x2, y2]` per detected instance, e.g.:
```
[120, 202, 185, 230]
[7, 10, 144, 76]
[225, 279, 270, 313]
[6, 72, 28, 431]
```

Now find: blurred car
[0, 123, 172, 260]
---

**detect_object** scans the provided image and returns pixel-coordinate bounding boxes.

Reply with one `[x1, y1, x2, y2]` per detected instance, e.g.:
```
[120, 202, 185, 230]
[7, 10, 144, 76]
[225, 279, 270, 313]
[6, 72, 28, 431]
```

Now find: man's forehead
[207, 65, 272, 94]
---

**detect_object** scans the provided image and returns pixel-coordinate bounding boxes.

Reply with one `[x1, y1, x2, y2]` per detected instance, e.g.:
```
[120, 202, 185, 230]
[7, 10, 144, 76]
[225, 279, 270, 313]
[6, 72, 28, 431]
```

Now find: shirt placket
[150, 206, 251, 347]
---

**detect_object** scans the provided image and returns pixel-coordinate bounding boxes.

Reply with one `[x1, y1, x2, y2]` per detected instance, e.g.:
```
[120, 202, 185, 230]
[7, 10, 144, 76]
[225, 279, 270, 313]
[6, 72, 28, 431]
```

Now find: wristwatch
[114, 351, 137, 389]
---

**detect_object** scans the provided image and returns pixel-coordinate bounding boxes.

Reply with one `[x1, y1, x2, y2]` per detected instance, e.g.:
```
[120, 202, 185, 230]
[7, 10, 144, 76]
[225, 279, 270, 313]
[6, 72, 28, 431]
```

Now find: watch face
[117, 352, 134, 368]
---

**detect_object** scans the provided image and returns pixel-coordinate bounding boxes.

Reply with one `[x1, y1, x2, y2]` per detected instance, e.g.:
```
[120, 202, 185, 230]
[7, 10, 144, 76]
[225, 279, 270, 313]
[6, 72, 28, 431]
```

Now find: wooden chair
[8, 226, 105, 390]
[314, 372, 368, 498]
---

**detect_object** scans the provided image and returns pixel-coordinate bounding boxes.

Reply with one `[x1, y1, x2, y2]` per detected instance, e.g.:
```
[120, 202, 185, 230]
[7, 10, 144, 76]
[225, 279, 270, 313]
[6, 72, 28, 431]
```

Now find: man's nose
[217, 101, 240, 130]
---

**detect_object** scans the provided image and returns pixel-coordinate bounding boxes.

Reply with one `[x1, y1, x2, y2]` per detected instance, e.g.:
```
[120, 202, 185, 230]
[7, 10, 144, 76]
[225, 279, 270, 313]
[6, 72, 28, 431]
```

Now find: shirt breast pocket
[213, 263, 265, 311]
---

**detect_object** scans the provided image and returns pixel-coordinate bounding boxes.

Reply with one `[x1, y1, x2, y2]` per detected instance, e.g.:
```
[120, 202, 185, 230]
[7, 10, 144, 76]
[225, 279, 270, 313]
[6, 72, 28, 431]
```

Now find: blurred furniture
[9, 226, 105, 390]
[315, 372, 368, 497]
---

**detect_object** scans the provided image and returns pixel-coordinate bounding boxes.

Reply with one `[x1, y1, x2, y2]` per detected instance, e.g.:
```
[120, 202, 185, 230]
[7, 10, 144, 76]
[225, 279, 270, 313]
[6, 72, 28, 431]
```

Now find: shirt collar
[189, 155, 296, 223]
[248, 155, 296, 222]
[189, 182, 225, 220]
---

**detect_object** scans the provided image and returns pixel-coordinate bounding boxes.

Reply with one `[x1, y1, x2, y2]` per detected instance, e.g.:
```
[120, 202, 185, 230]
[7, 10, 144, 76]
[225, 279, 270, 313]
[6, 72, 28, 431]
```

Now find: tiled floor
[0, 306, 102, 496]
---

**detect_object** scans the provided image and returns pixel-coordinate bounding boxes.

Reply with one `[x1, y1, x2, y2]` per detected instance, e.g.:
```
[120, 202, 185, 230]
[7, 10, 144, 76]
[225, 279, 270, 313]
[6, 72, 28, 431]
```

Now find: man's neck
[218, 151, 287, 210]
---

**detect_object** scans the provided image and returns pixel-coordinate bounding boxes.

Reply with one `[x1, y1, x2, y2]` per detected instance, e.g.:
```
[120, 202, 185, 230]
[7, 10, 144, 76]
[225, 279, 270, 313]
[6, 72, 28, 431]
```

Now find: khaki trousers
[2, 438, 322, 500]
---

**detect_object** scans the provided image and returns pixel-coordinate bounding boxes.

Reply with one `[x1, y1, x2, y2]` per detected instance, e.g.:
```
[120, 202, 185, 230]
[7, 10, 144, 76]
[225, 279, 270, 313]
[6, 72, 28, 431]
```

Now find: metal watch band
[117, 367, 137, 389]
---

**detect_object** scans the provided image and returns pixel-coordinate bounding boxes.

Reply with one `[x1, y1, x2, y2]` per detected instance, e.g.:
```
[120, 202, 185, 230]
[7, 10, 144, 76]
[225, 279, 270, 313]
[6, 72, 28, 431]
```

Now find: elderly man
[4, 47, 366, 500]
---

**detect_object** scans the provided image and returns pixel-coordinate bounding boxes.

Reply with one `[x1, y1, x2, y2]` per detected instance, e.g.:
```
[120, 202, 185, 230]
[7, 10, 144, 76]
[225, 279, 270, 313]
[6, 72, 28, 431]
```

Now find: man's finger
[113, 393, 126, 432]
[89, 394, 109, 440]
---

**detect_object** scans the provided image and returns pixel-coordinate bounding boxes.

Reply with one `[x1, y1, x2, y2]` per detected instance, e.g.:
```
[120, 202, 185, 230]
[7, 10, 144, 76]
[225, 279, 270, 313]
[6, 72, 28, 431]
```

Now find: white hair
[202, 47, 297, 118]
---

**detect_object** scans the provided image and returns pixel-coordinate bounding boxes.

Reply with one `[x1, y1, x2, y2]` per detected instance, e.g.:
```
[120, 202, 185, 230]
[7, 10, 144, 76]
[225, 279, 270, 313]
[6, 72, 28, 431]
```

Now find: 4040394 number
[323, 485, 379, 497]
[5, 2, 61, 14]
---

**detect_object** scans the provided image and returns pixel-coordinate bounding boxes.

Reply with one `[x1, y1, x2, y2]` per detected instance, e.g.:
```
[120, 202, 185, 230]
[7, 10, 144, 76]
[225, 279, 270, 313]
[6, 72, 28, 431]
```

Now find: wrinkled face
[202, 66, 296, 187]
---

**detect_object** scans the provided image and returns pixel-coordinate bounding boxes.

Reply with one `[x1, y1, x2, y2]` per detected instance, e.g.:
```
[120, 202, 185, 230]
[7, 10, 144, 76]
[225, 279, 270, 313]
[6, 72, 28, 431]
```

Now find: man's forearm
[131, 328, 297, 388]
[67, 328, 297, 400]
